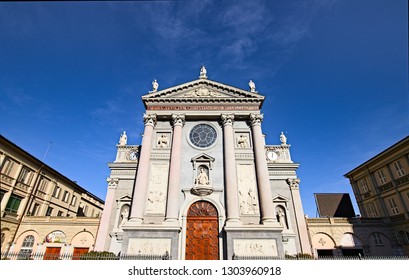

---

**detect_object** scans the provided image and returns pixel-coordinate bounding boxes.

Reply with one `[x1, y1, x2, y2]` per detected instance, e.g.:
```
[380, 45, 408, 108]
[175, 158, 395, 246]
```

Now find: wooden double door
[185, 201, 219, 260]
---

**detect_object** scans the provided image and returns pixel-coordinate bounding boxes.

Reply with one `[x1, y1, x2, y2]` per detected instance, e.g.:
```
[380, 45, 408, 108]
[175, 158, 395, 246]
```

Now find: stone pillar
[164, 114, 185, 223]
[221, 113, 241, 224]
[94, 177, 119, 251]
[130, 113, 157, 222]
[249, 113, 275, 224]
[286, 178, 312, 254]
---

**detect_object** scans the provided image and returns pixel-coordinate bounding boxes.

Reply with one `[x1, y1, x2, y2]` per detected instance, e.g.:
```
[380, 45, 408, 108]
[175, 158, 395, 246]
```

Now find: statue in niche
[120, 206, 129, 226]
[280, 131, 287, 145]
[237, 134, 249, 148]
[118, 131, 127, 146]
[276, 207, 287, 228]
[157, 134, 169, 148]
[196, 167, 209, 186]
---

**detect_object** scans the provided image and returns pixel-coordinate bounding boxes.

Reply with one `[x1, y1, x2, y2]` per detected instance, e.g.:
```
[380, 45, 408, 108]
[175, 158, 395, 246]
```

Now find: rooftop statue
[119, 131, 127, 146]
[150, 79, 159, 92]
[199, 65, 208, 79]
[249, 80, 257, 93]
[280, 131, 287, 145]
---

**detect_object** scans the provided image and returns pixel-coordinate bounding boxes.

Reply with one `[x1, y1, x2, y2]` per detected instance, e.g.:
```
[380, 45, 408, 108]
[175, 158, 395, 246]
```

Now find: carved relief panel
[235, 132, 251, 148]
[233, 239, 278, 257]
[145, 162, 169, 215]
[128, 238, 171, 255]
[237, 164, 259, 215]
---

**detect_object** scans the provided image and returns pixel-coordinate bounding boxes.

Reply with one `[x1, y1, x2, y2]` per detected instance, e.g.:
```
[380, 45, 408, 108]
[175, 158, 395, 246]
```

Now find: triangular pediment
[142, 79, 265, 102]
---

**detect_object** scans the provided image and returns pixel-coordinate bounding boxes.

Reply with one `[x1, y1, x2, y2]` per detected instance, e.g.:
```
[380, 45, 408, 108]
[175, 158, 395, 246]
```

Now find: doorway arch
[185, 201, 219, 260]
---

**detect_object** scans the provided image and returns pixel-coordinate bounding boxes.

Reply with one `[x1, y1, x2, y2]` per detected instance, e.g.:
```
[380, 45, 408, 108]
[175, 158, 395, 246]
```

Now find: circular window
[189, 124, 217, 148]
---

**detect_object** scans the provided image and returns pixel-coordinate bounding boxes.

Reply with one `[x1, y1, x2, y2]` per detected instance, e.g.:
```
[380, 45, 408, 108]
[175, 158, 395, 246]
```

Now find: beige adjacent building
[344, 135, 409, 255]
[0, 135, 104, 259]
[307, 136, 409, 257]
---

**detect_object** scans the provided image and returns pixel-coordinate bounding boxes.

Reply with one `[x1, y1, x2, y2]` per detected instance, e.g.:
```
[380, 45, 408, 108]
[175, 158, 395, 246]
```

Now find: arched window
[18, 235, 35, 260]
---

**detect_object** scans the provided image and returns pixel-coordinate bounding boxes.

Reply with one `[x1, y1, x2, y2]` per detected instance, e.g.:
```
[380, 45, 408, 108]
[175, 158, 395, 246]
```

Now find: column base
[260, 218, 280, 226]
[163, 218, 179, 226]
[225, 218, 242, 227]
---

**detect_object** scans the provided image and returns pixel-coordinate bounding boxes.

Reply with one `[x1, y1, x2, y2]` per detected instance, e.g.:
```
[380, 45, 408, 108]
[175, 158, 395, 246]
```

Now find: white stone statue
[249, 80, 256, 92]
[199, 66, 207, 79]
[196, 167, 209, 185]
[120, 207, 129, 226]
[277, 208, 286, 227]
[151, 79, 159, 92]
[280, 131, 287, 145]
[119, 131, 127, 145]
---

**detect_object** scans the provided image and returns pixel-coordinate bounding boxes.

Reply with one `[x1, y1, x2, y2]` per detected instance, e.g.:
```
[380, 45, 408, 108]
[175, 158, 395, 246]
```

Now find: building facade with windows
[344, 136, 409, 255]
[0, 135, 104, 259]
[94, 67, 311, 260]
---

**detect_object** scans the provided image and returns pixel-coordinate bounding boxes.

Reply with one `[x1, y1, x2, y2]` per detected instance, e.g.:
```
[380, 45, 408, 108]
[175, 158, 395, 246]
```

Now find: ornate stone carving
[171, 114, 185, 126]
[118, 131, 127, 146]
[107, 177, 119, 188]
[156, 134, 169, 148]
[236, 134, 249, 148]
[286, 178, 300, 188]
[221, 113, 234, 126]
[249, 113, 263, 126]
[237, 164, 259, 215]
[146, 190, 166, 213]
[128, 238, 171, 256]
[233, 239, 277, 257]
[143, 113, 157, 126]
[145, 163, 169, 214]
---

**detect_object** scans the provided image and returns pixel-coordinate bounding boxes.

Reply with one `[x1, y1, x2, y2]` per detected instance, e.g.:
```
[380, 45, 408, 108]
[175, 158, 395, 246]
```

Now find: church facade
[94, 67, 311, 260]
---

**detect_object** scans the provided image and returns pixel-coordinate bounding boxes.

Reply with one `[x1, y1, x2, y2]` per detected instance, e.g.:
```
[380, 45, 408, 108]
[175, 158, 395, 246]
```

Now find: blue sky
[1, 0, 408, 217]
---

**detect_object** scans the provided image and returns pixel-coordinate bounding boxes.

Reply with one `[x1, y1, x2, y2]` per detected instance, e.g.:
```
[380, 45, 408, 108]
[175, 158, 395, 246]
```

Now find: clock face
[267, 151, 278, 161]
[129, 151, 138, 161]
[189, 124, 217, 148]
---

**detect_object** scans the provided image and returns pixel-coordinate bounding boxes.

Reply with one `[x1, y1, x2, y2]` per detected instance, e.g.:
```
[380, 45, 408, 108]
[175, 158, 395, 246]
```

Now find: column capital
[171, 114, 185, 127]
[143, 113, 157, 126]
[107, 177, 119, 188]
[286, 178, 300, 189]
[221, 113, 235, 126]
[249, 113, 263, 126]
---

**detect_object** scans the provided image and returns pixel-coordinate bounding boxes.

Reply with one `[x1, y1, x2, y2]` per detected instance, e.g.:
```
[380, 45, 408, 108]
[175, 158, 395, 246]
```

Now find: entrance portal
[185, 201, 219, 260]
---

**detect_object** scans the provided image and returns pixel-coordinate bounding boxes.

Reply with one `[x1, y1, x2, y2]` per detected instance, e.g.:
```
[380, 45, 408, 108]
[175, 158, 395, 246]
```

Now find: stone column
[164, 114, 185, 223]
[286, 178, 312, 254]
[249, 113, 275, 224]
[94, 177, 119, 251]
[221, 113, 241, 224]
[130, 113, 157, 222]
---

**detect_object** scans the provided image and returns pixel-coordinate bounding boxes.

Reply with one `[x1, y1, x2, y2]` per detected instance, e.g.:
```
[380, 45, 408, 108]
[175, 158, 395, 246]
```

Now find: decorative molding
[146, 105, 260, 111]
